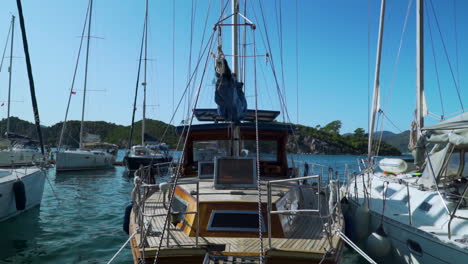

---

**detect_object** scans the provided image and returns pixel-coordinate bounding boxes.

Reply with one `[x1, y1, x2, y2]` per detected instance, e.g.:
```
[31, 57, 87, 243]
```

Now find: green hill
[0, 117, 401, 155]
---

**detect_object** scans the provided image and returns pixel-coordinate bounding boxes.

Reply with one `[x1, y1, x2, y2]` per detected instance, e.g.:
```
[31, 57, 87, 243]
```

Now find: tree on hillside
[321, 120, 342, 134]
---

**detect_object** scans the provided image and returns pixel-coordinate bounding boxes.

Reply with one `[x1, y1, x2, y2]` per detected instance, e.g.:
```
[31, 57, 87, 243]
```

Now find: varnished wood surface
[130, 184, 344, 263]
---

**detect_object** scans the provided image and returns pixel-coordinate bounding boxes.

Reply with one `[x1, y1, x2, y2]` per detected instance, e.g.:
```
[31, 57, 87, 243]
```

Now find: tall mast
[79, 0, 93, 149]
[231, 0, 239, 75]
[416, 0, 424, 137]
[368, 0, 386, 159]
[6, 15, 15, 135]
[142, 0, 148, 146]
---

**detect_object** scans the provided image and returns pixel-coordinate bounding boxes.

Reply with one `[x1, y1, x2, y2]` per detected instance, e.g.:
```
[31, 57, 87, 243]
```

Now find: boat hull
[346, 199, 468, 264]
[55, 150, 115, 172]
[0, 150, 43, 167]
[123, 155, 172, 171]
[0, 168, 45, 222]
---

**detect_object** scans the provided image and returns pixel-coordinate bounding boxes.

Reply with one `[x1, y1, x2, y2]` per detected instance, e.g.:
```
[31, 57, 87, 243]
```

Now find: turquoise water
[0, 151, 366, 264]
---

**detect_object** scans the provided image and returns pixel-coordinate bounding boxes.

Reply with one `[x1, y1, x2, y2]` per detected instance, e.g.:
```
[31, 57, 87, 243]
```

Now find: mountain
[0, 117, 401, 155]
[380, 130, 411, 154]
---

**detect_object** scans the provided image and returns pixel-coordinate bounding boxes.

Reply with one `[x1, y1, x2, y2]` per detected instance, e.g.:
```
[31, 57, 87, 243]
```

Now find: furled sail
[214, 48, 247, 123]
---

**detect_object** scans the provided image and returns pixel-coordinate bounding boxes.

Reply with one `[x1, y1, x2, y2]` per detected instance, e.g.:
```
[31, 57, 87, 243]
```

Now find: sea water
[0, 151, 367, 263]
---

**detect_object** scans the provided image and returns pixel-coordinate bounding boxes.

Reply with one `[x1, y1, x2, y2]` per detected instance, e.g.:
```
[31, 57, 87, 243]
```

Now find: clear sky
[0, 0, 467, 134]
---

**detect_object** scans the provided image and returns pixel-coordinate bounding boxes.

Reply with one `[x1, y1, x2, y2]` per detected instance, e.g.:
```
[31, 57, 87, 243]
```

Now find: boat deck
[130, 187, 343, 263]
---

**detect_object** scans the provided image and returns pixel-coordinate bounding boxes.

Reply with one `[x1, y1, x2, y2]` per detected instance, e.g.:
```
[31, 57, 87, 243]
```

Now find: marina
[1, 0, 468, 263]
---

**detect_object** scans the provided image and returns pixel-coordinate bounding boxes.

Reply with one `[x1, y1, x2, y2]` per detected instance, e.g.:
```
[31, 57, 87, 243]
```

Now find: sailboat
[0, 15, 43, 167]
[123, 2, 172, 173]
[55, 0, 117, 172]
[343, 0, 468, 263]
[126, 1, 344, 263]
[0, 2, 48, 222]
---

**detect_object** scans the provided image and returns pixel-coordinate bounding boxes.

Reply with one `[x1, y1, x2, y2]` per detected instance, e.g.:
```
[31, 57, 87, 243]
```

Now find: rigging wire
[172, 0, 176, 114]
[57, 1, 91, 150]
[153, 26, 217, 264]
[373, 0, 413, 157]
[452, 0, 461, 91]
[185, 0, 198, 122]
[295, 0, 299, 124]
[127, 7, 147, 149]
[252, 27, 264, 264]
[426, 6, 445, 119]
[427, 0, 464, 111]
[274, 0, 287, 122]
[0, 20, 12, 73]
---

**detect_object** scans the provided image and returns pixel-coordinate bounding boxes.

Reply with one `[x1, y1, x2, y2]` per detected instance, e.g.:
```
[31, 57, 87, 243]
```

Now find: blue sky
[0, 0, 467, 134]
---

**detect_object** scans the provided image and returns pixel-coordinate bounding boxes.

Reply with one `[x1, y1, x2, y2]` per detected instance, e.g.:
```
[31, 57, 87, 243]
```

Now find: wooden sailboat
[123, 0, 172, 173]
[55, 0, 117, 172]
[0, 2, 47, 222]
[0, 15, 43, 167]
[127, 1, 344, 263]
[343, 0, 468, 263]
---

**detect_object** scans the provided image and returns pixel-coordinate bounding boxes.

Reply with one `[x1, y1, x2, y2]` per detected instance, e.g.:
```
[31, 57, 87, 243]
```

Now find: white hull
[0, 168, 45, 222]
[344, 173, 468, 264]
[0, 150, 43, 167]
[55, 150, 115, 171]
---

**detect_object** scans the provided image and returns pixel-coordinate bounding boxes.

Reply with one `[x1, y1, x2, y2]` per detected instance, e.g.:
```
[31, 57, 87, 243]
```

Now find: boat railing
[266, 173, 340, 250]
[448, 182, 468, 239]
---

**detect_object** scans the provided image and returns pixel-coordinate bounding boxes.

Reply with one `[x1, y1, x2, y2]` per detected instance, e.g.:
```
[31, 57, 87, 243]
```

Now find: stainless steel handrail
[267, 174, 321, 249]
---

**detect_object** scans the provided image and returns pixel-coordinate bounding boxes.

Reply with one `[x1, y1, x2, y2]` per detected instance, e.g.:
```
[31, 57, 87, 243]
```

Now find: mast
[141, 0, 148, 146]
[416, 0, 424, 137]
[6, 15, 15, 136]
[368, 0, 386, 159]
[15, 0, 45, 155]
[79, 0, 93, 149]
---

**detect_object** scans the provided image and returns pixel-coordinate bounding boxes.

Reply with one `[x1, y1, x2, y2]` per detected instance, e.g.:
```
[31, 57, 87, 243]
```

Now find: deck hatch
[207, 210, 265, 232]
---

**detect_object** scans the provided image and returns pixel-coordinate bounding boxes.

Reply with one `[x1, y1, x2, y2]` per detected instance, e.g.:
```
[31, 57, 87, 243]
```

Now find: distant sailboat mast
[368, 0, 386, 159]
[79, 0, 93, 149]
[141, 0, 148, 146]
[6, 15, 15, 136]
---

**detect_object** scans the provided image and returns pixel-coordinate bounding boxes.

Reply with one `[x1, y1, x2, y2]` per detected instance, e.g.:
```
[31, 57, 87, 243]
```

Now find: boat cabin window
[207, 210, 266, 232]
[446, 151, 461, 177]
[193, 140, 277, 162]
[193, 140, 229, 162]
[240, 140, 278, 161]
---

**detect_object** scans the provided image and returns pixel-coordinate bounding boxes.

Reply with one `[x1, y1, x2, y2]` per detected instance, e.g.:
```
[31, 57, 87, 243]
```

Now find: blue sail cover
[214, 56, 247, 122]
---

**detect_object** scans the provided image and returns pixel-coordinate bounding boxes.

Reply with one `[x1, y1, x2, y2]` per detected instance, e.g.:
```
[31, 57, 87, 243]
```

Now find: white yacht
[0, 167, 45, 222]
[0, 10, 48, 222]
[55, 143, 117, 172]
[55, 0, 117, 172]
[0, 133, 42, 167]
[343, 1, 468, 263]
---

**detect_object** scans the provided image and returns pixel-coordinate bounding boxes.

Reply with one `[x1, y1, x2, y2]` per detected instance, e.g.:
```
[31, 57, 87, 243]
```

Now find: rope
[337, 232, 377, 264]
[295, 0, 299, 124]
[253, 29, 265, 264]
[381, 0, 413, 112]
[172, 0, 175, 114]
[452, 0, 460, 91]
[427, 0, 464, 111]
[0, 19, 12, 73]
[426, 13, 445, 119]
[106, 231, 137, 264]
[153, 29, 217, 264]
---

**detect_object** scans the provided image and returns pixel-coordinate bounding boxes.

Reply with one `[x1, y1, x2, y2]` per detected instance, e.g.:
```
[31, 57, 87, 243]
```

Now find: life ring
[13, 180, 26, 211]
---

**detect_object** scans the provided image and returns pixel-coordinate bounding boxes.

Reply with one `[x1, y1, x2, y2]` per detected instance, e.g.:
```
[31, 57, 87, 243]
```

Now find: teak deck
[130, 180, 343, 264]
